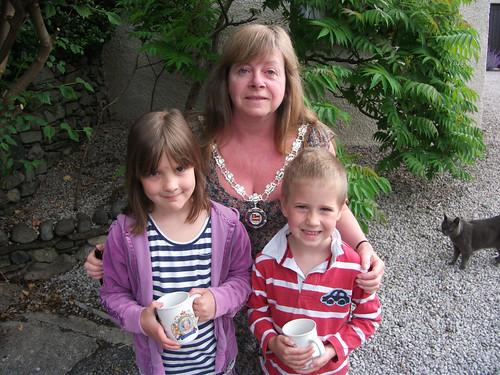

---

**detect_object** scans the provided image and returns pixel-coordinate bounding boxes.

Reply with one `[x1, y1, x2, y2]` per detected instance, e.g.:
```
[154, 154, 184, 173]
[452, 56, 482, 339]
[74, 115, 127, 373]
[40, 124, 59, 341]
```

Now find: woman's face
[228, 49, 286, 121]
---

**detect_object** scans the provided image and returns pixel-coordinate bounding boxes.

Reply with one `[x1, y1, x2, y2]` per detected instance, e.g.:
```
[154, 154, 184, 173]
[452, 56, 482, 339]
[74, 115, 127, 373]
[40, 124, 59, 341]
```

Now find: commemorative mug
[282, 318, 326, 367]
[156, 292, 201, 344]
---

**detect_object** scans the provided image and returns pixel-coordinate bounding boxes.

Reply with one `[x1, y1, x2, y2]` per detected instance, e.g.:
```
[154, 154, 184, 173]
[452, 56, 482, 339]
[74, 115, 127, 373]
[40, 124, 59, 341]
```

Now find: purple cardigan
[99, 201, 252, 375]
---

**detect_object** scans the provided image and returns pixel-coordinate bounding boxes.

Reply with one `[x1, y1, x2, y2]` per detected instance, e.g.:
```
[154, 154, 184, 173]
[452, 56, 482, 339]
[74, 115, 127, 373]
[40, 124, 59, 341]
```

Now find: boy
[247, 148, 382, 374]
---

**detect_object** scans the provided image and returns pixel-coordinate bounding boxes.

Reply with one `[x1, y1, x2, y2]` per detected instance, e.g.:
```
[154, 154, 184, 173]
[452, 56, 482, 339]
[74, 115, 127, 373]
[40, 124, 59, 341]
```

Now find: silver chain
[212, 124, 308, 203]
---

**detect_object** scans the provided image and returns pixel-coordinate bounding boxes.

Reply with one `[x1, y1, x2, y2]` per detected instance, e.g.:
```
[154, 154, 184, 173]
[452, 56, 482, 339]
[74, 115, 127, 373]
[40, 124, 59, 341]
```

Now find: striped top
[148, 216, 217, 375]
[247, 225, 382, 375]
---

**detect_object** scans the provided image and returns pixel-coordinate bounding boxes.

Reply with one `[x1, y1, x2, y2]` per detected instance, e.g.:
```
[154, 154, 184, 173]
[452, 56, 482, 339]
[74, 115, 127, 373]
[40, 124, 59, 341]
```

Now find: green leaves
[360, 64, 401, 96]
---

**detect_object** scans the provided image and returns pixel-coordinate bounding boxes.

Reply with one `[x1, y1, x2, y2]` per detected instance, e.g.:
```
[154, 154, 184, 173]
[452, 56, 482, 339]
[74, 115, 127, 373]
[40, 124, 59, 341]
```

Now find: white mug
[156, 291, 201, 344]
[282, 318, 326, 367]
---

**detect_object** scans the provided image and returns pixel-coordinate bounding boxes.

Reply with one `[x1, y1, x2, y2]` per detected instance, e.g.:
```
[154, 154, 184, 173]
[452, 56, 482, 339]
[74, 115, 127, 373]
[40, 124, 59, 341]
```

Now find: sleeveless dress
[205, 122, 335, 374]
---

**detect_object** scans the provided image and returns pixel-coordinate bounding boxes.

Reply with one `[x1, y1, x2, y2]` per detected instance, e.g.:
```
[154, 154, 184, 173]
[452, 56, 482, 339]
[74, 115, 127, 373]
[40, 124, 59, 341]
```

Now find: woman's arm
[336, 204, 384, 292]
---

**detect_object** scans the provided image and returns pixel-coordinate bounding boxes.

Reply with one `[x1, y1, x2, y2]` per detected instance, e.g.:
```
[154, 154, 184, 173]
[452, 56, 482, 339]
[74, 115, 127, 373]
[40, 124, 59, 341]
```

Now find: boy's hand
[189, 288, 215, 322]
[296, 344, 337, 374]
[268, 335, 316, 371]
[140, 301, 181, 350]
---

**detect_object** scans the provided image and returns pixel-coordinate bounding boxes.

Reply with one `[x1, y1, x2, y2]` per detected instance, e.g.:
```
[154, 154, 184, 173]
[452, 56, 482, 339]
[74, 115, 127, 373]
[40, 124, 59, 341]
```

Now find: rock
[0, 230, 8, 245]
[76, 213, 92, 233]
[0, 256, 10, 268]
[55, 239, 74, 251]
[24, 254, 76, 281]
[20, 180, 40, 197]
[11, 223, 37, 244]
[111, 199, 126, 219]
[1, 172, 25, 190]
[6, 189, 21, 203]
[92, 207, 109, 225]
[34, 159, 48, 175]
[88, 235, 107, 247]
[39, 220, 54, 241]
[75, 243, 94, 262]
[0, 190, 8, 208]
[19, 130, 42, 144]
[24, 168, 35, 182]
[27, 144, 45, 160]
[31, 248, 58, 263]
[54, 218, 75, 236]
[9, 251, 31, 265]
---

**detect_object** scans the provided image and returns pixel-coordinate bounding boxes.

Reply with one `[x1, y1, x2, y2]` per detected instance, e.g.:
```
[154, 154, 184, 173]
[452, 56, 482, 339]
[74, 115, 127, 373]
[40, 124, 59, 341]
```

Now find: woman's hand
[83, 244, 105, 280]
[356, 242, 385, 293]
[190, 288, 216, 322]
[140, 301, 181, 350]
[268, 335, 315, 371]
[296, 344, 336, 374]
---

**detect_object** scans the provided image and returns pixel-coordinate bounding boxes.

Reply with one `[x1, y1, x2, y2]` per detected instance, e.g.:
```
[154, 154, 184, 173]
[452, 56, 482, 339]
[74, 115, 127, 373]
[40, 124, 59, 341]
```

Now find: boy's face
[281, 178, 344, 253]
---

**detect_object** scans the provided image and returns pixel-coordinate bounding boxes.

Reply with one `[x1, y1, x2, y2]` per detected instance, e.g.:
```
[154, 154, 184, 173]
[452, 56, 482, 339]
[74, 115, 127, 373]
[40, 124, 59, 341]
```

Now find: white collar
[261, 224, 344, 268]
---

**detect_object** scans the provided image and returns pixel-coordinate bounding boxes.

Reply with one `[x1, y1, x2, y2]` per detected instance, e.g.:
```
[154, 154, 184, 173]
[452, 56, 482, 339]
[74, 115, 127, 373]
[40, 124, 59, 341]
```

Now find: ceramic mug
[282, 318, 326, 367]
[156, 291, 201, 344]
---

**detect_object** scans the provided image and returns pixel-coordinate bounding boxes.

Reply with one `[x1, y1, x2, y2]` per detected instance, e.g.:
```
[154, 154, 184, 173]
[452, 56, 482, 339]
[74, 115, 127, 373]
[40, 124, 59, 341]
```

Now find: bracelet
[355, 240, 369, 251]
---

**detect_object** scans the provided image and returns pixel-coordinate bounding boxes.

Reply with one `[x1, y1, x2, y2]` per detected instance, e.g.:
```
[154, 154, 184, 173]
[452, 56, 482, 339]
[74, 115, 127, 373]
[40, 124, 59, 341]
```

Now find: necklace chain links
[212, 124, 308, 203]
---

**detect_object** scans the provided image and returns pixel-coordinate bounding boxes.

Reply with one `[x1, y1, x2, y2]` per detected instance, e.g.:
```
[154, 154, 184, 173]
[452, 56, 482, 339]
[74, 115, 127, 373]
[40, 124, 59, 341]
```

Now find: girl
[100, 109, 252, 375]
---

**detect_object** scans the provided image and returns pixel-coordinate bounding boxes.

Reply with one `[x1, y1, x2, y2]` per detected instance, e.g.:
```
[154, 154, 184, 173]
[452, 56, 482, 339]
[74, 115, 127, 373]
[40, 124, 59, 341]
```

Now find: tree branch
[0, 0, 27, 80]
[7, 0, 53, 97]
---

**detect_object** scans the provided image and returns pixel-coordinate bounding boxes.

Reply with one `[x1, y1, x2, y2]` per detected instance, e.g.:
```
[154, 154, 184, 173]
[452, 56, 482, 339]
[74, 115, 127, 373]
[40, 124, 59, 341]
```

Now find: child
[100, 109, 252, 375]
[247, 148, 382, 374]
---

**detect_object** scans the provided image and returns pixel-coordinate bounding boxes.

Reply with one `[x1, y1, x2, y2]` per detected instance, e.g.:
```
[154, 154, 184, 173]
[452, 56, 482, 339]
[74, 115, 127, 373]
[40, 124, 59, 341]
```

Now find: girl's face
[281, 178, 344, 254]
[140, 152, 196, 217]
[228, 49, 286, 121]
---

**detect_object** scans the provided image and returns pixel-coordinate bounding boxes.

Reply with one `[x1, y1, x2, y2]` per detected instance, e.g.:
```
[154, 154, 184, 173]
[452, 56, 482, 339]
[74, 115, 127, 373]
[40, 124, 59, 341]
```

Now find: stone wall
[0, 56, 109, 215]
[0, 201, 126, 282]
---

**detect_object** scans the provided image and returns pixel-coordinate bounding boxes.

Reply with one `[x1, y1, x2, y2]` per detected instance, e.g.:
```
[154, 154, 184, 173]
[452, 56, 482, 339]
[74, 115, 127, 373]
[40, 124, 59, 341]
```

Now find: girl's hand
[83, 244, 104, 280]
[140, 301, 181, 350]
[296, 344, 336, 374]
[356, 242, 385, 293]
[268, 335, 315, 371]
[189, 288, 215, 322]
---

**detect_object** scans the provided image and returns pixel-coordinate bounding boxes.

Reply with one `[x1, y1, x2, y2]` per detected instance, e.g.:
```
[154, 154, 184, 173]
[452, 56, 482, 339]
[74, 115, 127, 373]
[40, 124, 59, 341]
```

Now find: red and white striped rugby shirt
[247, 225, 382, 374]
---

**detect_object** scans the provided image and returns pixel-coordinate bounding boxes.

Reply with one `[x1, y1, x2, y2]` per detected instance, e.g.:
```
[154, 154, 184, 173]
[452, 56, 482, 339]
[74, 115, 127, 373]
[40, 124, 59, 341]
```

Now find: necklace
[212, 124, 308, 229]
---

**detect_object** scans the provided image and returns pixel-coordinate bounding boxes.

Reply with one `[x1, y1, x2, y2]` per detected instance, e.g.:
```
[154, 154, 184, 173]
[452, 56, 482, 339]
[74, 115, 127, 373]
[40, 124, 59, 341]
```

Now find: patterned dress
[206, 122, 335, 256]
[205, 122, 335, 374]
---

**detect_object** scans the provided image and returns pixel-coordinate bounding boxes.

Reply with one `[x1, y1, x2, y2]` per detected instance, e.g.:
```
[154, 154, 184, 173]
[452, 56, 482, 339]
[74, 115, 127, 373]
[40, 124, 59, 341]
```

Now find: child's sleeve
[209, 220, 253, 318]
[247, 255, 278, 357]
[99, 221, 145, 335]
[325, 284, 382, 364]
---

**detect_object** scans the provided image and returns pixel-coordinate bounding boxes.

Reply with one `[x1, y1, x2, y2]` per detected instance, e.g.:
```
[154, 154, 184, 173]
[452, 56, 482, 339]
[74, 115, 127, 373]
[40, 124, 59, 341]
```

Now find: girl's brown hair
[281, 148, 347, 207]
[125, 109, 210, 234]
[203, 24, 318, 154]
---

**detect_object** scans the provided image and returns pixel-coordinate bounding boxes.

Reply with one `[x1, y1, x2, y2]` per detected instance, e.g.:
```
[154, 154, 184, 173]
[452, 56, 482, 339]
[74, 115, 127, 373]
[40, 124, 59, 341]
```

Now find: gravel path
[23, 72, 500, 374]
[350, 71, 500, 375]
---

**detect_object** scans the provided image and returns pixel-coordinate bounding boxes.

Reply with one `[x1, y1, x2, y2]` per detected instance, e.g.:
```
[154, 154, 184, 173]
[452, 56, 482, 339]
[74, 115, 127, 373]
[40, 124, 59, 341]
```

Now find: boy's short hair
[281, 148, 347, 206]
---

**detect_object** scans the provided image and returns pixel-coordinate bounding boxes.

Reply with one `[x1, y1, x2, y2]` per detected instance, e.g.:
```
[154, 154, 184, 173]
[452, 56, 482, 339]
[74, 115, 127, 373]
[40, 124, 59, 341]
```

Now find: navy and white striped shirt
[148, 216, 217, 375]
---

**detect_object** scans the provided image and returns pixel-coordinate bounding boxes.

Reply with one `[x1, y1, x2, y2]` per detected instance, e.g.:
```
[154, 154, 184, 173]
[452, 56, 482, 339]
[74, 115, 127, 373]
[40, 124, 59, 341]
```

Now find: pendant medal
[245, 206, 267, 229]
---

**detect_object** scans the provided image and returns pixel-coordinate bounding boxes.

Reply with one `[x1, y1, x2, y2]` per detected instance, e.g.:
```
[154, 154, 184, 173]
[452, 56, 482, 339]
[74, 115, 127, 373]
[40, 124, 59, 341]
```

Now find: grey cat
[441, 214, 500, 270]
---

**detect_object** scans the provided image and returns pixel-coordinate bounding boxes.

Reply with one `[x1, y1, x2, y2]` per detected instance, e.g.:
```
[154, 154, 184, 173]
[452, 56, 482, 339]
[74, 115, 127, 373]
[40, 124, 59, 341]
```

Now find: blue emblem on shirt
[321, 289, 351, 306]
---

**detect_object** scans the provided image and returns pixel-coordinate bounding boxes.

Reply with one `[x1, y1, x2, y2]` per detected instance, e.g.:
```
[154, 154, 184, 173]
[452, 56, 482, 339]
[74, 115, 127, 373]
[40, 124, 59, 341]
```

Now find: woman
[85, 24, 384, 373]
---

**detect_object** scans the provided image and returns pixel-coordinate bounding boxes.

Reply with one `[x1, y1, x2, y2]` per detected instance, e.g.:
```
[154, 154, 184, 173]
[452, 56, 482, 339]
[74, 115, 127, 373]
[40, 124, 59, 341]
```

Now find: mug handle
[310, 337, 326, 358]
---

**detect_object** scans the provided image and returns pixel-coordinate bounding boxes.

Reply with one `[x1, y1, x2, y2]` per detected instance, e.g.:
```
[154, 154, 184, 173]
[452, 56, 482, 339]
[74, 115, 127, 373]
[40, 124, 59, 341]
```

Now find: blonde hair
[125, 109, 210, 234]
[281, 148, 347, 206]
[203, 24, 318, 153]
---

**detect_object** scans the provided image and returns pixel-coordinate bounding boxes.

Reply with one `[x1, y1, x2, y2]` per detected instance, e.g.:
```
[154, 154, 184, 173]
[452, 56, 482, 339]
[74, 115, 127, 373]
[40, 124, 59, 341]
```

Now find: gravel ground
[15, 72, 500, 374]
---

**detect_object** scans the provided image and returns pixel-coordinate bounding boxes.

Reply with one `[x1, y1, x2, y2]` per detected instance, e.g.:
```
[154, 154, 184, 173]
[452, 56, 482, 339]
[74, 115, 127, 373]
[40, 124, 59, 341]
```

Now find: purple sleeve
[99, 219, 145, 335]
[210, 219, 253, 318]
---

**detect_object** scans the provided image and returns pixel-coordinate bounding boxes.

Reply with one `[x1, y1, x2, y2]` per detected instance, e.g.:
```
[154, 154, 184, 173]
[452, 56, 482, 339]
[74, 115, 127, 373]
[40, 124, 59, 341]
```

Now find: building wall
[102, 2, 490, 145]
